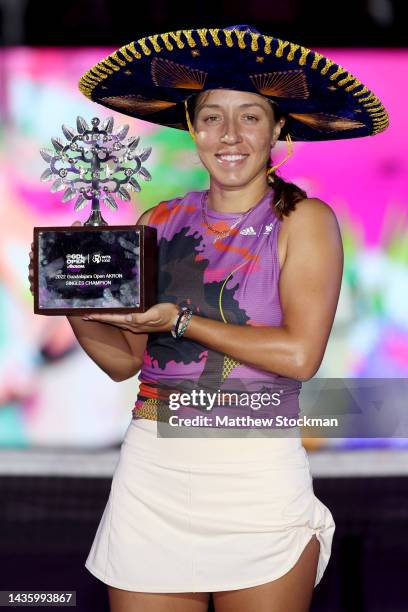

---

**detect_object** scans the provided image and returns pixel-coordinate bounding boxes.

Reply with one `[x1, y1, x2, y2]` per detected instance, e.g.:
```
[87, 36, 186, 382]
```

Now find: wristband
[176, 308, 193, 338]
[170, 305, 193, 339]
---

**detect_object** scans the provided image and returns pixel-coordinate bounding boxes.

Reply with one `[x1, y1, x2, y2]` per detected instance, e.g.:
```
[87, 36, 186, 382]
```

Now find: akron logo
[263, 223, 275, 234]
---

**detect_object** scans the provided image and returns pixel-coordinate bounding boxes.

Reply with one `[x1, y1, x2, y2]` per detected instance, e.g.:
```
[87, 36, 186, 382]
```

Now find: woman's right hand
[28, 220, 82, 296]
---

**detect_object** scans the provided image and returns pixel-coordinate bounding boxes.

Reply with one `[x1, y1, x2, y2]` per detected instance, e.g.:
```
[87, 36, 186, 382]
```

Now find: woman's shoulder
[292, 196, 336, 215]
[282, 197, 340, 232]
[135, 190, 203, 226]
[278, 197, 342, 268]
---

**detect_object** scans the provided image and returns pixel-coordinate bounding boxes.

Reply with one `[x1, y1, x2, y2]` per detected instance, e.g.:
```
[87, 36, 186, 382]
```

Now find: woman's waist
[134, 379, 301, 429]
[122, 417, 308, 468]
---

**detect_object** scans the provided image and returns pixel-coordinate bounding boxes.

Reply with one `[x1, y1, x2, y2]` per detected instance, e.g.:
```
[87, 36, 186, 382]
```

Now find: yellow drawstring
[218, 260, 249, 323]
[267, 133, 293, 176]
[184, 99, 196, 142]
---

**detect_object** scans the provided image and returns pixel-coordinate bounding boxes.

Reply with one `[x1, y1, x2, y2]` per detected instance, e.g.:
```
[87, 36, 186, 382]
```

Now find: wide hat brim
[78, 25, 389, 141]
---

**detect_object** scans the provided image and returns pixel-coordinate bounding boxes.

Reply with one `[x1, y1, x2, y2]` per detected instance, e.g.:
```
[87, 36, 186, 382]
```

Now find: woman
[29, 25, 388, 612]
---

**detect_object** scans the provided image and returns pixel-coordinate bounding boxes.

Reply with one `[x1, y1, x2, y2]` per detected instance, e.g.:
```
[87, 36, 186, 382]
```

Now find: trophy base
[33, 224, 157, 315]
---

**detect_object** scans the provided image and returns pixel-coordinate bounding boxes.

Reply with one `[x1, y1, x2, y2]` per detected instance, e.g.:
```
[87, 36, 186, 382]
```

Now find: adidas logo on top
[239, 226, 257, 235]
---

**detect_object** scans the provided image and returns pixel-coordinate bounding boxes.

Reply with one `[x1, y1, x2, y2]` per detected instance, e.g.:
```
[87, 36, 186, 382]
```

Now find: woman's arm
[66, 207, 156, 382]
[181, 198, 344, 381]
[66, 315, 143, 382]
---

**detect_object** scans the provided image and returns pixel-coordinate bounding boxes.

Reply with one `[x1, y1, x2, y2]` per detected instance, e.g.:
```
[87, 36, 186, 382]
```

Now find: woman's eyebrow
[197, 103, 267, 111]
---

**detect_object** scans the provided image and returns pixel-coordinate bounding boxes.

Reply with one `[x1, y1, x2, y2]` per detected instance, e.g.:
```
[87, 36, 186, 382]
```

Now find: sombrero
[78, 24, 389, 141]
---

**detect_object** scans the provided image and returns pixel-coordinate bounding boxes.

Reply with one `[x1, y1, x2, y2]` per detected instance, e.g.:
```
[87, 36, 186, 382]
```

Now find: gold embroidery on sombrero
[370, 113, 389, 129]
[234, 30, 247, 49]
[362, 92, 389, 130]
[288, 113, 367, 132]
[138, 38, 152, 55]
[224, 29, 234, 47]
[151, 57, 207, 89]
[298, 47, 310, 66]
[160, 32, 174, 51]
[82, 74, 98, 86]
[102, 58, 121, 72]
[148, 34, 162, 52]
[370, 109, 387, 117]
[183, 30, 197, 47]
[353, 85, 370, 97]
[100, 95, 176, 114]
[372, 117, 389, 127]
[95, 62, 112, 76]
[263, 35, 273, 54]
[287, 43, 299, 61]
[126, 41, 142, 59]
[250, 70, 309, 99]
[169, 31, 185, 49]
[345, 80, 361, 92]
[337, 74, 355, 87]
[209, 28, 221, 45]
[275, 40, 289, 58]
[329, 66, 346, 81]
[320, 59, 335, 75]
[360, 98, 388, 127]
[250, 32, 260, 51]
[311, 52, 324, 69]
[197, 28, 209, 46]
[89, 69, 103, 82]
[117, 45, 133, 62]
[111, 51, 126, 66]
[363, 97, 381, 107]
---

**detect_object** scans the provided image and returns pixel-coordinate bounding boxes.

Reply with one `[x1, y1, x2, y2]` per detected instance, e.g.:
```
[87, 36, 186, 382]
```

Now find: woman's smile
[215, 152, 249, 167]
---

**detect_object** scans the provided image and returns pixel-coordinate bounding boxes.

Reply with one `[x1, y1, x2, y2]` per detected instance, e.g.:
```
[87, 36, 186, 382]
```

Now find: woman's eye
[244, 115, 259, 121]
[203, 115, 220, 122]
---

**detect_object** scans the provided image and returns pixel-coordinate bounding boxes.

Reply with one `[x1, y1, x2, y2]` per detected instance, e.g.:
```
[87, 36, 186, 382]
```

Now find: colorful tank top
[132, 188, 302, 426]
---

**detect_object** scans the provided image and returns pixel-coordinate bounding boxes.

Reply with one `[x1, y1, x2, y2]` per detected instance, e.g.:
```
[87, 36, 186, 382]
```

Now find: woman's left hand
[82, 302, 179, 334]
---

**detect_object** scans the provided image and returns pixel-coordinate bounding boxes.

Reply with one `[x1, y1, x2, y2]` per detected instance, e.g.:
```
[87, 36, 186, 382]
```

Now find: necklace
[200, 191, 249, 241]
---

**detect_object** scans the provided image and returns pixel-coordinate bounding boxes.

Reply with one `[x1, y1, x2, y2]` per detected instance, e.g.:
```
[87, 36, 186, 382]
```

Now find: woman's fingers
[86, 313, 134, 324]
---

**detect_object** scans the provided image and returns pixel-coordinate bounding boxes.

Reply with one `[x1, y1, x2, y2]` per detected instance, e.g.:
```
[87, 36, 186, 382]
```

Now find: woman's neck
[207, 177, 271, 214]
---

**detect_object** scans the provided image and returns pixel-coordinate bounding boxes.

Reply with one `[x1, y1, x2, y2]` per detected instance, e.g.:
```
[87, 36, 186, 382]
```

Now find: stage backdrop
[0, 48, 406, 448]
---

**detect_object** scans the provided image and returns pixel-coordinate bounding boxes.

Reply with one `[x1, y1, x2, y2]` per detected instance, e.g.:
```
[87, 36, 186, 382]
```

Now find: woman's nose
[220, 120, 241, 143]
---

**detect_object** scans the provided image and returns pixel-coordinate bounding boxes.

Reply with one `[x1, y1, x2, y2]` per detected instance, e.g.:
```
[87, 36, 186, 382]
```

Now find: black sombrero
[78, 25, 389, 141]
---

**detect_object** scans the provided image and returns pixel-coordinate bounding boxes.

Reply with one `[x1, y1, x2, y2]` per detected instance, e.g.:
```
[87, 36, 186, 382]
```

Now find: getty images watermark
[166, 389, 339, 429]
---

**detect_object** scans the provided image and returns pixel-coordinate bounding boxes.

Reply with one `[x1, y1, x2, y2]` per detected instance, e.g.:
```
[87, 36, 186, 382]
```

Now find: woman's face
[193, 89, 284, 188]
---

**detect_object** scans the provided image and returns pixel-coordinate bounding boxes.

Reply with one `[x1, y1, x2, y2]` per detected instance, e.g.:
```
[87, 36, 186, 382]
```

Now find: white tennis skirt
[85, 418, 335, 593]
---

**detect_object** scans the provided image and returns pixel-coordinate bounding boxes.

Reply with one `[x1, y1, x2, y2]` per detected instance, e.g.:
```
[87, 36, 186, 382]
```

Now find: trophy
[33, 116, 157, 315]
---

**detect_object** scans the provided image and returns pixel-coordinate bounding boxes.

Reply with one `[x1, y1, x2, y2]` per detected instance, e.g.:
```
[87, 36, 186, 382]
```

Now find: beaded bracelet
[176, 307, 193, 338]
[170, 305, 193, 339]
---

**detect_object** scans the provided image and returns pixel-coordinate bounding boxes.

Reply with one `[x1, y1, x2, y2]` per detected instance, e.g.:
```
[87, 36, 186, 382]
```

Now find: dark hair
[186, 93, 307, 221]
[267, 104, 307, 220]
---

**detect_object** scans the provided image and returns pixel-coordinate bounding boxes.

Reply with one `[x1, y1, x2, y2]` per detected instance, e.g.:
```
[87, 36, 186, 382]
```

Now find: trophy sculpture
[33, 116, 157, 315]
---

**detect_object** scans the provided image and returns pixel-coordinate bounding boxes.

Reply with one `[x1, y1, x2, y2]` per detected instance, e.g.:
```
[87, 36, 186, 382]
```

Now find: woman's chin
[210, 168, 255, 187]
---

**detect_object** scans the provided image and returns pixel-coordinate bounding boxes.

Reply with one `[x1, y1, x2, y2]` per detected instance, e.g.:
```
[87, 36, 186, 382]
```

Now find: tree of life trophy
[33, 116, 157, 315]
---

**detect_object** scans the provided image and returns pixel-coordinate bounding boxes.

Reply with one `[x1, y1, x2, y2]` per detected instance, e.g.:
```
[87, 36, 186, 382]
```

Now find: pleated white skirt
[85, 418, 335, 593]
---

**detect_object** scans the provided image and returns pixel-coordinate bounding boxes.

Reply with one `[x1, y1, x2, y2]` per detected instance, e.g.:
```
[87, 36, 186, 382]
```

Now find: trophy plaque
[33, 116, 157, 315]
